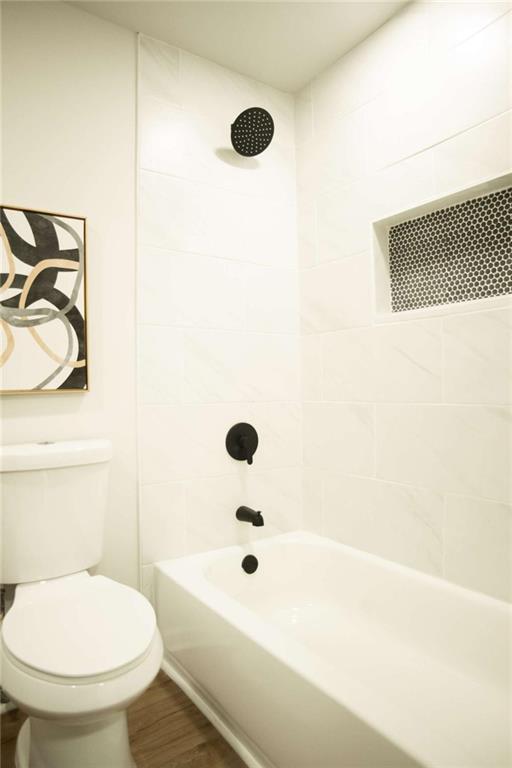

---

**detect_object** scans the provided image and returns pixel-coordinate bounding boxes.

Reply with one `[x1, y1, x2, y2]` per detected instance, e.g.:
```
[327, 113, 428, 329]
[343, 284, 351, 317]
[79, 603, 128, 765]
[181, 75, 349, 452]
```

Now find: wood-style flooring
[0, 672, 247, 768]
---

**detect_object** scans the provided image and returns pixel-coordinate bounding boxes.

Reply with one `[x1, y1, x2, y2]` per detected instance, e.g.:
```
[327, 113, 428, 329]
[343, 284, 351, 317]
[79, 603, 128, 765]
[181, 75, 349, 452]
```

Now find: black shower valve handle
[239, 434, 253, 464]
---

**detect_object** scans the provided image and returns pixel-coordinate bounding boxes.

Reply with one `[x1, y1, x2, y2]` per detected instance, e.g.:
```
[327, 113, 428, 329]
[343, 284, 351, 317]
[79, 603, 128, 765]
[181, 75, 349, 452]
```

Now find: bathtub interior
[198, 532, 509, 686]
[157, 532, 512, 767]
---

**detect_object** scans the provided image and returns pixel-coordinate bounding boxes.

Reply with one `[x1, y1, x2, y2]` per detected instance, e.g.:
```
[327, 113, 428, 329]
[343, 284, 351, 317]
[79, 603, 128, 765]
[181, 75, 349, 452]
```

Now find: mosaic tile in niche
[388, 187, 512, 312]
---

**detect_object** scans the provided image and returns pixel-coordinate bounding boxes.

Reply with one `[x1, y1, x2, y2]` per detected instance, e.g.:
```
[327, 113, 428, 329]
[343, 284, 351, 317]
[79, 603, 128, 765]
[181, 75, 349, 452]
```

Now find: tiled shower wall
[138, 3, 511, 604]
[297, 2, 512, 601]
[137, 37, 301, 595]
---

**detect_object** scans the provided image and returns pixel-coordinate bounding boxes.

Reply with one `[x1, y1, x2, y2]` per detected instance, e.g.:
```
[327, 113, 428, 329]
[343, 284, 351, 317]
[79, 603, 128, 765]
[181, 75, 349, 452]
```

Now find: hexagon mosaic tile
[389, 187, 512, 312]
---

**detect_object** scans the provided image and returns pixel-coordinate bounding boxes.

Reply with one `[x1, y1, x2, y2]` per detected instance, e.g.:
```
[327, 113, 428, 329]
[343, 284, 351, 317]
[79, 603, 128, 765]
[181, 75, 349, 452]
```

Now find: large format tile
[139, 35, 181, 105]
[302, 467, 323, 533]
[443, 308, 512, 404]
[295, 85, 313, 147]
[183, 330, 300, 403]
[139, 405, 190, 484]
[296, 185, 317, 268]
[140, 481, 186, 564]
[322, 327, 375, 402]
[323, 475, 443, 575]
[138, 326, 183, 405]
[316, 180, 374, 262]
[245, 265, 299, 333]
[429, 2, 512, 51]
[303, 402, 374, 476]
[139, 247, 246, 330]
[373, 319, 443, 403]
[301, 252, 373, 332]
[140, 171, 296, 265]
[444, 494, 512, 602]
[376, 404, 512, 502]
[433, 111, 512, 198]
[446, 12, 512, 138]
[301, 335, 323, 401]
[138, 95, 189, 178]
[247, 402, 302, 470]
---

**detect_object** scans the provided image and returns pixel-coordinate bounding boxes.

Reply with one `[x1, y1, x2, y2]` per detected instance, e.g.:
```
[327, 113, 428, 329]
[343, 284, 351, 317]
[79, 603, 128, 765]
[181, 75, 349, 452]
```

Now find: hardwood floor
[0, 672, 247, 768]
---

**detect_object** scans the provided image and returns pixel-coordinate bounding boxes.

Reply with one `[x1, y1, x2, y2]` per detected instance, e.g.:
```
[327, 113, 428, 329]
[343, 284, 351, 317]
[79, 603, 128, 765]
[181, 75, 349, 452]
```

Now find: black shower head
[231, 107, 274, 157]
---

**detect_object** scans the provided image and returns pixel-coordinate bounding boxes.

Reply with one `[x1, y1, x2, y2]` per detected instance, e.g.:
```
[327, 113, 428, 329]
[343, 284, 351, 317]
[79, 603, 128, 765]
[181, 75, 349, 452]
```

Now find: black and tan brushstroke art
[0, 206, 88, 393]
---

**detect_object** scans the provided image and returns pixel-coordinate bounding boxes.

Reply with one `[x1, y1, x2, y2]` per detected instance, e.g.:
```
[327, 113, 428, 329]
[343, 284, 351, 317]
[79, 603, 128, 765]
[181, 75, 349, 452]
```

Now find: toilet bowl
[1, 572, 163, 768]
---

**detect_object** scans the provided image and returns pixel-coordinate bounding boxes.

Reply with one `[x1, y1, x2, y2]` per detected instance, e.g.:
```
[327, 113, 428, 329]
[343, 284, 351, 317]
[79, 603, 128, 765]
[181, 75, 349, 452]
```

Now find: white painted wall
[1, 2, 139, 587]
[297, 2, 512, 601]
[137, 36, 301, 597]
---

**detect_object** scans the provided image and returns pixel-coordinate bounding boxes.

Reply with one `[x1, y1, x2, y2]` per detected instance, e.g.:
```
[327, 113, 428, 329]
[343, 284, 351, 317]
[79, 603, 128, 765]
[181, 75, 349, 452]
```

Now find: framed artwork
[0, 205, 88, 393]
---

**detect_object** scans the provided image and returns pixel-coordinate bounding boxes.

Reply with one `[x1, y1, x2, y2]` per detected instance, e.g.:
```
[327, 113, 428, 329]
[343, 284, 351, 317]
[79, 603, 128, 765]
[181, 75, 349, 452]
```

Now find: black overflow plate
[242, 555, 259, 574]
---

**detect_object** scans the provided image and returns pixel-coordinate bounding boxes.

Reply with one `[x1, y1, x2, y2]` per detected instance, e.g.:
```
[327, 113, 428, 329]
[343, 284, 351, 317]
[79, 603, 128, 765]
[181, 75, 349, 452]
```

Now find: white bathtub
[155, 531, 511, 768]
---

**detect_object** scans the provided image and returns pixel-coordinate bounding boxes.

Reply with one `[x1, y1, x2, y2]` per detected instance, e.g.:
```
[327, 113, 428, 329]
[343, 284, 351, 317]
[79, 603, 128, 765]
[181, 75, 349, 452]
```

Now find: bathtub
[155, 531, 511, 768]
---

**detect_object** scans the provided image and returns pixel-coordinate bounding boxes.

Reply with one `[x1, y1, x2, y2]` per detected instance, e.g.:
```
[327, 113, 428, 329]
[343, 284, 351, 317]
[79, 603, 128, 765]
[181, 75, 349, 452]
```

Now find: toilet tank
[0, 439, 112, 584]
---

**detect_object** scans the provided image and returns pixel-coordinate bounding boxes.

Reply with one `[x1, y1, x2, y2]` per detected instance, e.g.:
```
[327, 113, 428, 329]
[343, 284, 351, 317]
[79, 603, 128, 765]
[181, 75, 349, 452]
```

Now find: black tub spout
[236, 506, 264, 527]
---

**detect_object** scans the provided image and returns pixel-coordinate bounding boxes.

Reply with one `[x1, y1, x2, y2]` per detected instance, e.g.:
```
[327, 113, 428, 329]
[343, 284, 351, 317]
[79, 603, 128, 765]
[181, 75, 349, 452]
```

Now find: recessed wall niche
[373, 174, 512, 316]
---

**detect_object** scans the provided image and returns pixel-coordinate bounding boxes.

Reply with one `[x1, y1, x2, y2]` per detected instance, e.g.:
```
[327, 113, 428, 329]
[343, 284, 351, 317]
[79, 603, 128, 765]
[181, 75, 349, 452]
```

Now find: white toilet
[0, 439, 163, 768]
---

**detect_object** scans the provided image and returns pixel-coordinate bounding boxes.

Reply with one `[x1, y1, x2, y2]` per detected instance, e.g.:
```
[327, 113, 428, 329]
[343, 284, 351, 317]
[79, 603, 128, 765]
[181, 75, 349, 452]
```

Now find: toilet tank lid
[0, 439, 112, 472]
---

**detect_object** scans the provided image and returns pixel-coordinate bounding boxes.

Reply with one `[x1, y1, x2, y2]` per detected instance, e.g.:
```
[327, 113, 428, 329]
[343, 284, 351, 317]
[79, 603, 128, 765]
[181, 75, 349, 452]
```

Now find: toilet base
[15, 712, 137, 768]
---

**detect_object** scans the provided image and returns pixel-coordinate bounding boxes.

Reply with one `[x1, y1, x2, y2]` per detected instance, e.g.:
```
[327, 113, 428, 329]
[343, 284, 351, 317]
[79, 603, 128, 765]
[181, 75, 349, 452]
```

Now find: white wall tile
[434, 111, 512, 198]
[370, 143, 436, 215]
[138, 95, 189, 177]
[140, 481, 186, 563]
[245, 467, 303, 536]
[302, 468, 323, 533]
[245, 266, 299, 333]
[183, 330, 299, 403]
[301, 335, 323, 401]
[138, 246, 177, 326]
[139, 405, 190, 483]
[373, 319, 443, 402]
[323, 475, 443, 576]
[316, 180, 374, 261]
[295, 85, 313, 147]
[247, 402, 302, 470]
[376, 404, 511, 502]
[311, 103, 371, 192]
[301, 252, 373, 333]
[296, 186, 317, 268]
[429, 2, 512, 51]
[322, 328, 375, 402]
[139, 247, 246, 330]
[443, 309, 512, 404]
[444, 494, 512, 602]
[138, 326, 183, 404]
[446, 12, 512, 138]
[139, 36, 180, 105]
[140, 171, 296, 266]
[185, 474, 246, 554]
[303, 402, 374, 475]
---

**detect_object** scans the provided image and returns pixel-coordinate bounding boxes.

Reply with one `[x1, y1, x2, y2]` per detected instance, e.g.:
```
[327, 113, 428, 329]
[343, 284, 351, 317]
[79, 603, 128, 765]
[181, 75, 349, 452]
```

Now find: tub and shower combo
[154, 531, 511, 768]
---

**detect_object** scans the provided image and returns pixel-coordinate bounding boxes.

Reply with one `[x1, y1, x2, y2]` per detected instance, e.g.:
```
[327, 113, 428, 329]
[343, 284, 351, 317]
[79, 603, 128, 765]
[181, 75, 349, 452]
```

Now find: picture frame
[0, 205, 88, 393]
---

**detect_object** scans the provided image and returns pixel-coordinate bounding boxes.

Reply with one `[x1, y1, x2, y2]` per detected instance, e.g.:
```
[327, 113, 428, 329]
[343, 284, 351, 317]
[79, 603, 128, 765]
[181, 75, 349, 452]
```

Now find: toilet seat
[2, 575, 156, 678]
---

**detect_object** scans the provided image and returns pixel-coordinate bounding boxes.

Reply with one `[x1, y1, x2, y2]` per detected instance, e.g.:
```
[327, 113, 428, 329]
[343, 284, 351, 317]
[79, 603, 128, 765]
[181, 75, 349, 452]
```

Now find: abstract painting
[0, 206, 88, 393]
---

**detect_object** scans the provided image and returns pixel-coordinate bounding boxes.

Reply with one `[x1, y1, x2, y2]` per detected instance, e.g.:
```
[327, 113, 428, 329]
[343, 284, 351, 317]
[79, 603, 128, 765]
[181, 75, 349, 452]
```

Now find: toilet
[0, 439, 163, 768]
